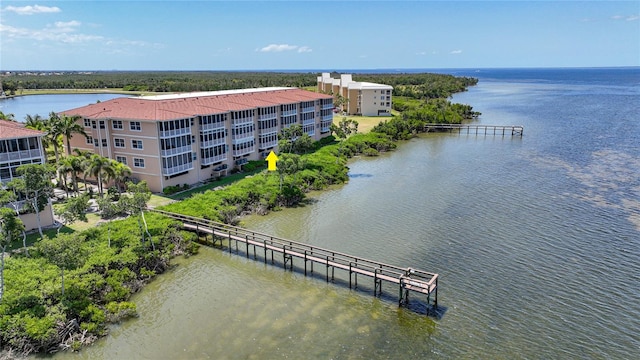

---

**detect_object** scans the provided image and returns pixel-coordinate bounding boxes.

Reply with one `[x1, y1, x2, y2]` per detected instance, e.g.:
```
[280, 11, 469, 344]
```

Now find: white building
[317, 73, 393, 116]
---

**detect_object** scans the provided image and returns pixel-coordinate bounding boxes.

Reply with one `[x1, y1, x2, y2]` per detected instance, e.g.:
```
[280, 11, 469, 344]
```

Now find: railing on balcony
[162, 162, 194, 176]
[282, 110, 297, 116]
[321, 103, 334, 110]
[259, 139, 278, 150]
[159, 127, 191, 138]
[201, 154, 227, 165]
[161, 144, 193, 157]
[233, 146, 255, 157]
[232, 135, 254, 144]
[301, 106, 315, 113]
[201, 137, 226, 148]
[200, 122, 226, 132]
[232, 118, 254, 127]
[322, 114, 333, 121]
[302, 118, 315, 125]
[0, 149, 43, 162]
[259, 114, 277, 121]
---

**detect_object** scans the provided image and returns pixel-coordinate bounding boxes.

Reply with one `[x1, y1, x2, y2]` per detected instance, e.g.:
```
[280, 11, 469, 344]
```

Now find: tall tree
[87, 154, 114, 198]
[0, 208, 25, 302]
[110, 160, 132, 195]
[11, 163, 54, 240]
[0, 111, 16, 122]
[330, 117, 358, 161]
[73, 148, 93, 194]
[121, 181, 153, 249]
[54, 194, 90, 233]
[57, 114, 87, 155]
[37, 233, 87, 296]
[24, 114, 46, 130]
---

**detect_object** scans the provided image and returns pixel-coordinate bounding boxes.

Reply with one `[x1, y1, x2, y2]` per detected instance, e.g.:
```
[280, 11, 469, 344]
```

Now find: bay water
[37, 68, 640, 359]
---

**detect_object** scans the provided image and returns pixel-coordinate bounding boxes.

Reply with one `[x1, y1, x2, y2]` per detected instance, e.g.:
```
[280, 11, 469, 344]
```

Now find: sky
[0, 1, 638, 71]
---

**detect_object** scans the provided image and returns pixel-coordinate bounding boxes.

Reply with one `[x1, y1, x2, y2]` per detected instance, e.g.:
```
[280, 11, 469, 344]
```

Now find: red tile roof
[61, 88, 332, 121]
[0, 120, 45, 140]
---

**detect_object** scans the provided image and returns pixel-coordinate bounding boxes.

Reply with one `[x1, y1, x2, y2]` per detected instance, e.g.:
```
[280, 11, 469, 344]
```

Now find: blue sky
[1, 1, 638, 70]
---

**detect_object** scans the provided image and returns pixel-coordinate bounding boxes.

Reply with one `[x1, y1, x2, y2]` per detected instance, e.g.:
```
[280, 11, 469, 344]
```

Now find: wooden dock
[424, 123, 523, 136]
[151, 209, 438, 310]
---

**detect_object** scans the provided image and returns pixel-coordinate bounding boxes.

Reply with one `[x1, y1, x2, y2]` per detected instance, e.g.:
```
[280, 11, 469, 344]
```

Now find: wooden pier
[424, 123, 523, 136]
[151, 209, 438, 310]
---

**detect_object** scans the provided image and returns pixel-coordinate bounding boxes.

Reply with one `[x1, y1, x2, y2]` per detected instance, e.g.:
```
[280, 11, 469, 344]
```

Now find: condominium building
[317, 73, 393, 116]
[0, 121, 54, 230]
[61, 87, 334, 193]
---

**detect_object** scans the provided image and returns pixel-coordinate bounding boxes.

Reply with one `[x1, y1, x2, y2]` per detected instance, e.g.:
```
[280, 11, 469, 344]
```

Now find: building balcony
[233, 146, 255, 158]
[0, 149, 43, 162]
[201, 138, 226, 148]
[322, 103, 334, 110]
[259, 114, 277, 121]
[258, 127, 278, 135]
[232, 135, 255, 144]
[159, 127, 191, 138]
[201, 154, 227, 165]
[258, 139, 278, 150]
[160, 144, 192, 157]
[302, 118, 315, 125]
[162, 162, 194, 176]
[200, 122, 226, 132]
[232, 118, 254, 127]
[282, 110, 297, 116]
[322, 114, 333, 121]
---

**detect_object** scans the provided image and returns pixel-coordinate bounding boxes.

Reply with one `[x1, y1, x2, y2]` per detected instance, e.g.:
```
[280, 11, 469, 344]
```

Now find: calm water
[50, 68, 639, 359]
[0, 93, 122, 121]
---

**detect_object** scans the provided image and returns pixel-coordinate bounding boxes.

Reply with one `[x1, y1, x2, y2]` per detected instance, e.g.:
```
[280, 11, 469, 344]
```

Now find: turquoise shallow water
[45, 68, 640, 359]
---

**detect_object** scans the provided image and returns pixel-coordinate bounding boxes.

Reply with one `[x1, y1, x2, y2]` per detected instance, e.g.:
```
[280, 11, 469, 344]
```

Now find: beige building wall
[19, 203, 54, 232]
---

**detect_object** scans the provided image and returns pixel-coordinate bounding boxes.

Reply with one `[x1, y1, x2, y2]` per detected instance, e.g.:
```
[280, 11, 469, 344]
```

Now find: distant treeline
[1, 71, 477, 99]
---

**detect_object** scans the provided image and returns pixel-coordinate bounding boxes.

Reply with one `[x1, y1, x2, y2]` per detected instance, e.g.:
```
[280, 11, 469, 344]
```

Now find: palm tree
[46, 112, 63, 165]
[0, 111, 16, 122]
[73, 149, 93, 194]
[57, 158, 73, 198]
[110, 160, 132, 195]
[24, 114, 46, 130]
[87, 154, 114, 198]
[57, 114, 87, 156]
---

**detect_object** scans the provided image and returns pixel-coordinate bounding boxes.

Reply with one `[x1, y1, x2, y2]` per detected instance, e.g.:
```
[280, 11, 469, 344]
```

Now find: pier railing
[424, 123, 523, 136]
[150, 209, 438, 310]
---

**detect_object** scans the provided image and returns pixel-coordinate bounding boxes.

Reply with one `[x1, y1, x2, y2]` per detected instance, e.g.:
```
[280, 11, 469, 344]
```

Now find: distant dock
[424, 123, 524, 136]
[151, 209, 439, 311]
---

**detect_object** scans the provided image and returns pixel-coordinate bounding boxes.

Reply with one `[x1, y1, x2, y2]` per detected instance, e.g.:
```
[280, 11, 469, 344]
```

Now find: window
[92, 121, 96, 129]
[86, 136, 93, 145]
[132, 140, 143, 150]
[84, 119, 91, 127]
[101, 139, 108, 147]
[99, 121, 105, 129]
[113, 120, 123, 130]
[93, 139, 99, 147]
[130, 121, 141, 131]
[114, 138, 125, 148]
[133, 158, 145, 168]
[116, 156, 127, 165]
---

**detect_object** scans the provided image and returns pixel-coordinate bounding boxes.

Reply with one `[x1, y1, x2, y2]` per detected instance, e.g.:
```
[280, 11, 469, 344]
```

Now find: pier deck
[424, 123, 523, 136]
[151, 209, 438, 309]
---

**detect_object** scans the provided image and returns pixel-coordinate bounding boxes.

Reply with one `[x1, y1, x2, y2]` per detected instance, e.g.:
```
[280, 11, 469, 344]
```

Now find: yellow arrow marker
[266, 151, 279, 171]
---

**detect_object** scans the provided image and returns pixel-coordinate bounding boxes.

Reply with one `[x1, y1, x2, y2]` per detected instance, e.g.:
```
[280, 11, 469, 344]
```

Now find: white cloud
[611, 14, 639, 21]
[4, 4, 61, 15]
[417, 51, 427, 56]
[450, 50, 463, 55]
[257, 44, 312, 53]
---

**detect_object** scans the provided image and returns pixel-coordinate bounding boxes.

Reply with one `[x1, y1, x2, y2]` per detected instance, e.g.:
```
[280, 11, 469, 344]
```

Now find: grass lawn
[333, 110, 399, 134]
